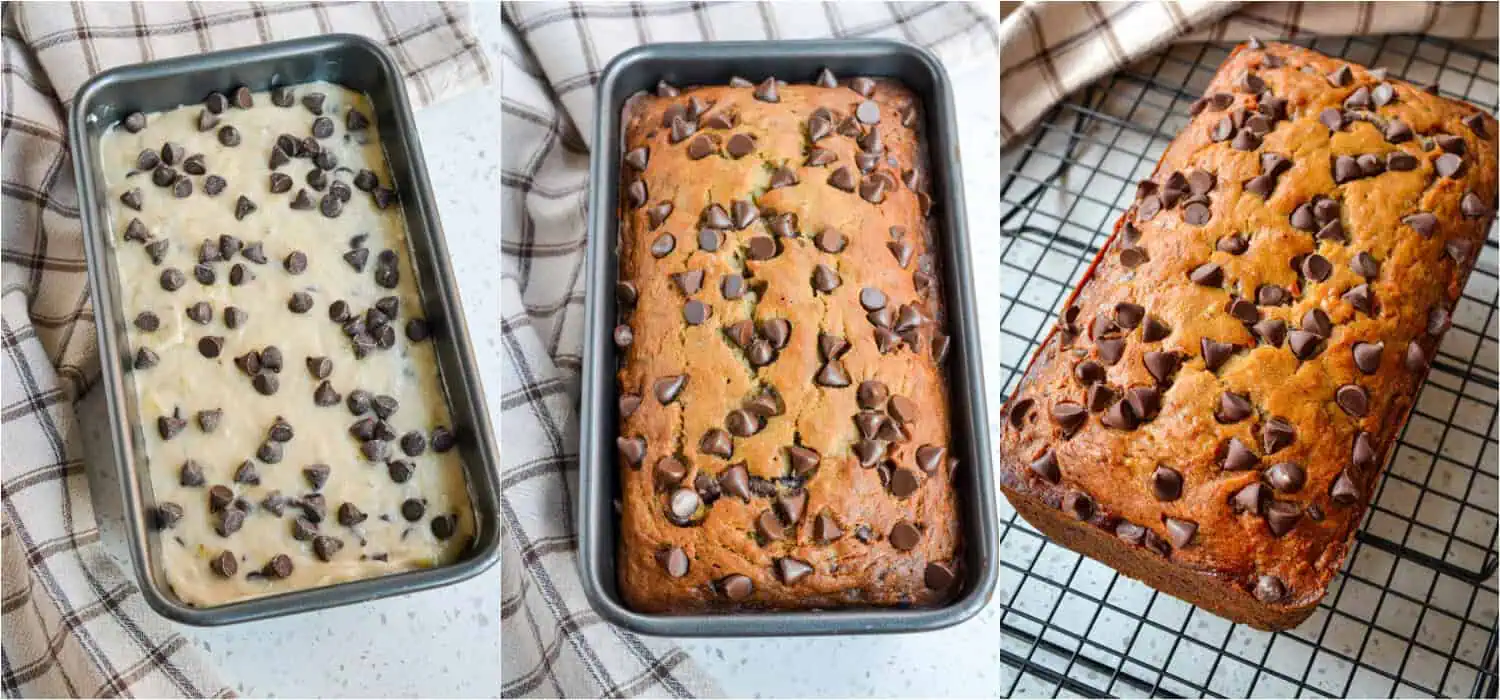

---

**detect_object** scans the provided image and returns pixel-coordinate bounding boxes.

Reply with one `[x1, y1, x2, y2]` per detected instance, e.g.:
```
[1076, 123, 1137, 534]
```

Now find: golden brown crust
[998, 42, 1498, 631]
[613, 77, 961, 613]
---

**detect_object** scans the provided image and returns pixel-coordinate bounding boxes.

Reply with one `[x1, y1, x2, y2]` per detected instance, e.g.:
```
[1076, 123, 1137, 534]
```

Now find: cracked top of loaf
[611, 73, 961, 612]
[998, 40, 1497, 625]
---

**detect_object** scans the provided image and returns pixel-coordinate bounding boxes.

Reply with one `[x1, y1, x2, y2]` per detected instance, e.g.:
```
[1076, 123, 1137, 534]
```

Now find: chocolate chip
[1355, 153, 1384, 178]
[1100, 400, 1137, 430]
[1293, 254, 1332, 285]
[1225, 480, 1267, 517]
[1461, 191, 1491, 219]
[1339, 253, 1378, 285]
[1434, 152, 1466, 178]
[1333, 155, 1361, 184]
[114, 186, 144, 211]
[370, 185, 396, 209]
[827, 166, 857, 192]
[207, 484, 235, 512]
[1342, 284, 1374, 315]
[648, 232, 676, 258]
[1051, 402, 1087, 438]
[1428, 306, 1453, 336]
[294, 91, 326, 115]
[1188, 263, 1223, 287]
[1380, 118, 1414, 144]
[1230, 128, 1261, 151]
[1345, 341, 1384, 375]
[252, 371, 279, 396]
[1262, 501, 1300, 537]
[1022, 447, 1061, 484]
[1143, 351, 1178, 384]
[1263, 462, 1305, 493]
[230, 195, 257, 221]
[1125, 386, 1160, 422]
[1246, 575, 1287, 606]
[1151, 466, 1182, 501]
[1407, 338, 1431, 371]
[1196, 338, 1236, 373]
[319, 193, 344, 218]
[122, 111, 147, 132]
[1335, 384, 1369, 417]
[858, 287, 887, 312]
[189, 334, 223, 358]
[715, 573, 754, 601]
[176, 458, 205, 486]
[1160, 517, 1195, 548]
[1228, 299, 1260, 324]
[1059, 490, 1094, 522]
[1385, 151, 1418, 171]
[666, 487, 703, 526]
[209, 551, 237, 578]
[257, 554, 292, 579]
[131, 346, 160, 370]
[1285, 330, 1321, 361]
[815, 361, 851, 387]
[1448, 239, 1475, 265]
[1362, 78, 1396, 106]
[328, 171, 357, 196]
[1220, 437, 1260, 471]
[196, 109, 219, 132]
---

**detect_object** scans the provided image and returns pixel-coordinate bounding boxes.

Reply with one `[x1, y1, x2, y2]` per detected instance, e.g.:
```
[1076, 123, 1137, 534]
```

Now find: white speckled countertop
[679, 4, 1004, 697]
[77, 3, 505, 697]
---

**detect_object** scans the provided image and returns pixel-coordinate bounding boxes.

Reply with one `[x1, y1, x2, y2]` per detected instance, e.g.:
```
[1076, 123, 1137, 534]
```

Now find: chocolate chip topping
[1189, 263, 1223, 287]
[1335, 384, 1370, 417]
[1143, 351, 1178, 384]
[1164, 518, 1197, 548]
[1220, 437, 1259, 471]
[1229, 481, 1267, 516]
[1216, 392, 1253, 423]
[1051, 402, 1087, 438]
[210, 551, 237, 577]
[1254, 575, 1286, 603]
[1151, 466, 1182, 501]
[1265, 462, 1306, 493]
[1260, 417, 1295, 455]
[1265, 501, 1301, 537]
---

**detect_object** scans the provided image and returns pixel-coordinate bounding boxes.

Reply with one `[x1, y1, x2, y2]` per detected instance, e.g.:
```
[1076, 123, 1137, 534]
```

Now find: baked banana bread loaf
[998, 41, 1497, 631]
[613, 71, 961, 612]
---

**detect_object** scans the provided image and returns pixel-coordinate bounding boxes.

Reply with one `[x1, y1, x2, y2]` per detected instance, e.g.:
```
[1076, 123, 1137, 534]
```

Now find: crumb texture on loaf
[613, 74, 961, 612]
[998, 41, 1497, 629]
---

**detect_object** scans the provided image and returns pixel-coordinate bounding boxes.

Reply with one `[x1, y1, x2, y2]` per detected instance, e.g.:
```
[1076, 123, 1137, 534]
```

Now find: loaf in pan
[998, 41, 1497, 631]
[613, 73, 963, 612]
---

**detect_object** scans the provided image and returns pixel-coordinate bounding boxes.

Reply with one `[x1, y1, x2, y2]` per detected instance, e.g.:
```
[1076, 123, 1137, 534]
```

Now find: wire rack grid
[998, 34, 1499, 699]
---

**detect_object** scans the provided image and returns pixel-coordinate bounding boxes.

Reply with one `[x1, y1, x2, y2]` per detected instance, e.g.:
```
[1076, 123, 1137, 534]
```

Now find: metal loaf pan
[69, 34, 500, 626]
[579, 39, 998, 636]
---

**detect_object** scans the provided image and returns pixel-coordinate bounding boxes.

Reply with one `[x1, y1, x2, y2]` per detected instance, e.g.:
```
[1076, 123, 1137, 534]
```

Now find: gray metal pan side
[579, 39, 997, 637]
[69, 33, 499, 626]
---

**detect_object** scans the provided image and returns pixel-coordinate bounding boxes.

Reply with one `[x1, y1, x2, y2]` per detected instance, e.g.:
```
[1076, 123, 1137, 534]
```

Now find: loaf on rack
[998, 41, 1497, 631]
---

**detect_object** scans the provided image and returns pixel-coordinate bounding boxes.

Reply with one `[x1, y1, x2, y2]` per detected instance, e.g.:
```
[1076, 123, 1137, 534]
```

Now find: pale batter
[102, 82, 475, 607]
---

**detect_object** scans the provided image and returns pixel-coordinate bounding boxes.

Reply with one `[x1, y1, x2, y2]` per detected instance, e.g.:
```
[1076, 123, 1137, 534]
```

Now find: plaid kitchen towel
[1000, 0, 1500, 145]
[498, 2, 997, 697]
[1, 2, 487, 697]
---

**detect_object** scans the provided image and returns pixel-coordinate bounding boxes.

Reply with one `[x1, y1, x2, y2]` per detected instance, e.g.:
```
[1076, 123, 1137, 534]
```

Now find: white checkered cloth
[1000, 0, 1500, 145]
[1, 3, 488, 697]
[498, 2, 997, 697]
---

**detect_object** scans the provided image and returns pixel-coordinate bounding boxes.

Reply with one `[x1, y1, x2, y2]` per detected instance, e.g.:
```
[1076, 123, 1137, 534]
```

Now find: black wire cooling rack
[998, 34, 1499, 698]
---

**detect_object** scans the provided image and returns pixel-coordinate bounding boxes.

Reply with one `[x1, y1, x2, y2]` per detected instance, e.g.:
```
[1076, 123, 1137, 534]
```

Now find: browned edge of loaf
[1001, 484, 1317, 631]
[613, 77, 962, 613]
[997, 40, 1498, 631]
